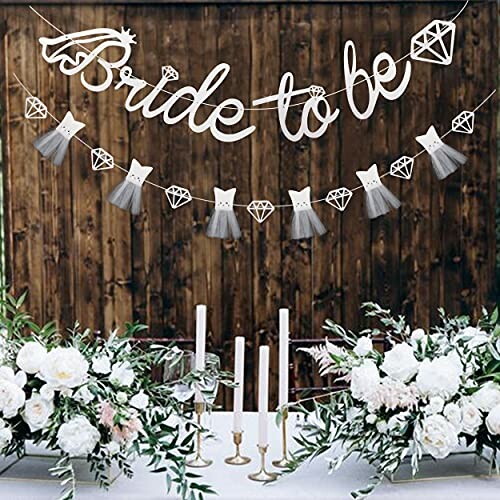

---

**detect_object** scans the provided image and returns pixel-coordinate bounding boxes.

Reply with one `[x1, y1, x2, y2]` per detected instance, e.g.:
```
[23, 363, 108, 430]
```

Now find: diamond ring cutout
[91, 148, 114, 171]
[390, 156, 414, 180]
[247, 200, 275, 223]
[25, 96, 47, 119]
[326, 188, 352, 211]
[309, 85, 326, 99]
[165, 185, 192, 209]
[162, 66, 179, 81]
[452, 111, 474, 134]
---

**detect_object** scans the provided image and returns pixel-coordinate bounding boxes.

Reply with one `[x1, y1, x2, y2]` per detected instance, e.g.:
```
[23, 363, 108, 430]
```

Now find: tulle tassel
[206, 187, 241, 240]
[107, 159, 153, 215]
[288, 186, 327, 239]
[356, 164, 401, 219]
[416, 125, 467, 180]
[33, 111, 85, 166]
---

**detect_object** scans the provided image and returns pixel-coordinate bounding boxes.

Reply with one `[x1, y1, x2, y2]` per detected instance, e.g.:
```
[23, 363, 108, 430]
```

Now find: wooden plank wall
[0, 1, 497, 409]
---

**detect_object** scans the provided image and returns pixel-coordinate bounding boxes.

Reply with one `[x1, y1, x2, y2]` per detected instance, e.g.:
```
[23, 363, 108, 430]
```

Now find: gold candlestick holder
[186, 402, 213, 468]
[247, 445, 278, 482]
[272, 407, 291, 468]
[224, 431, 251, 465]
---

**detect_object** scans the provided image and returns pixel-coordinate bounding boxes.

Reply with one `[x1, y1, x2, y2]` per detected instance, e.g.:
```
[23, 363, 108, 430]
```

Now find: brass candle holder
[247, 445, 277, 482]
[272, 407, 291, 468]
[224, 431, 251, 465]
[186, 402, 213, 468]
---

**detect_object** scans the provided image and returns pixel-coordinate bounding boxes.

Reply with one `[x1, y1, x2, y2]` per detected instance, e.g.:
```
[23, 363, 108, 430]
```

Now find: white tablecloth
[0, 412, 498, 499]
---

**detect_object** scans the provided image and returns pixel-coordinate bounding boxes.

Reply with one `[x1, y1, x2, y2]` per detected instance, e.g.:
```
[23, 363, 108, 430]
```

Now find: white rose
[92, 355, 111, 375]
[418, 414, 459, 459]
[23, 393, 54, 432]
[416, 351, 463, 399]
[460, 400, 482, 436]
[485, 404, 500, 435]
[130, 391, 149, 410]
[366, 413, 377, 425]
[16, 342, 47, 374]
[40, 384, 55, 401]
[381, 343, 419, 382]
[0, 379, 25, 418]
[443, 403, 462, 432]
[353, 337, 373, 357]
[350, 360, 380, 402]
[0, 425, 12, 451]
[116, 392, 128, 404]
[411, 329, 427, 350]
[14, 371, 27, 388]
[110, 362, 135, 387]
[74, 386, 94, 404]
[425, 396, 445, 415]
[471, 382, 500, 412]
[376, 420, 388, 433]
[57, 416, 100, 457]
[39, 347, 89, 390]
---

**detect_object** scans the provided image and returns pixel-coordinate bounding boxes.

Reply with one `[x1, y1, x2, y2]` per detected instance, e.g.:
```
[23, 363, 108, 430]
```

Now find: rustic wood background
[0, 1, 497, 409]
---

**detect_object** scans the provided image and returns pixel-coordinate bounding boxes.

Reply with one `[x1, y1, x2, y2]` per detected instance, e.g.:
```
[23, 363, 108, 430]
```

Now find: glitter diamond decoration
[25, 96, 47, 119]
[390, 156, 414, 180]
[452, 110, 474, 134]
[91, 148, 114, 171]
[326, 188, 352, 212]
[309, 85, 326, 99]
[165, 185, 192, 209]
[411, 20, 456, 66]
[162, 65, 179, 81]
[247, 200, 275, 223]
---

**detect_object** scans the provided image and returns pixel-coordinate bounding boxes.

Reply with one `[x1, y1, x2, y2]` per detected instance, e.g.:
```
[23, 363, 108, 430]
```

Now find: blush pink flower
[99, 401, 116, 427]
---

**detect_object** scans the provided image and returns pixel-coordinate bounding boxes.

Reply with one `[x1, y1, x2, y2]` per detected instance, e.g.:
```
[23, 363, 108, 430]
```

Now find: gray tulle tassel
[107, 159, 153, 215]
[416, 125, 467, 180]
[356, 164, 401, 219]
[207, 187, 241, 240]
[289, 187, 327, 239]
[33, 111, 85, 166]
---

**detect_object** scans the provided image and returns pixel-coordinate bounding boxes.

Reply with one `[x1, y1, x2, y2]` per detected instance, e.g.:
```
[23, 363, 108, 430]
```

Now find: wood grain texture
[0, 2, 497, 408]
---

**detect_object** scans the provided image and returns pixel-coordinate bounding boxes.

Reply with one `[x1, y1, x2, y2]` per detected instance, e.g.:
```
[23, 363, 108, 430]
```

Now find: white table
[0, 412, 498, 499]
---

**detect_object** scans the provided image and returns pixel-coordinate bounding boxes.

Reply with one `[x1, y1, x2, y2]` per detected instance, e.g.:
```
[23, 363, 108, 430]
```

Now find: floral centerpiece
[288, 303, 500, 498]
[0, 291, 223, 500]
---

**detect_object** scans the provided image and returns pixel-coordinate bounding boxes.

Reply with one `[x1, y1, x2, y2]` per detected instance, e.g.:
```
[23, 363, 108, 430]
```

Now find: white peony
[57, 416, 100, 457]
[350, 360, 380, 402]
[443, 402, 462, 432]
[110, 361, 135, 387]
[23, 393, 54, 432]
[40, 384, 55, 401]
[460, 400, 482, 436]
[39, 347, 89, 390]
[471, 382, 500, 412]
[74, 386, 94, 404]
[16, 342, 47, 374]
[130, 391, 149, 410]
[410, 329, 427, 350]
[353, 337, 373, 357]
[485, 404, 500, 435]
[0, 379, 26, 418]
[416, 350, 463, 399]
[418, 414, 459, 459]
[425, 396, 445, 415]
[92, 355, 111, 375]
[380, 343, 419, 382]
[0, 422, 12, 451]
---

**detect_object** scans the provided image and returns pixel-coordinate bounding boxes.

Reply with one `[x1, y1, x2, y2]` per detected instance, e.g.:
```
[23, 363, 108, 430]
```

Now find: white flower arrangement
[289, 303, 500, 498]
[0, 291, 224, 500]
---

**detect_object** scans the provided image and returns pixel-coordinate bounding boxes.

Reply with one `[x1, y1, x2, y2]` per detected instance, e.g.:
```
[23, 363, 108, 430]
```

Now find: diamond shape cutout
[25, 96, 47, 119]
[452, 110, 474, 134]
[411, 20, 456, 66]
[309, 85, 326, 99]
[326, 188, 352, 211]
[247, 200, 275, 223]
[390, 156, 414, 180]
[165, 185, 192, 209]
[162, 65, 179, 81]
[91, 148, 114, 171]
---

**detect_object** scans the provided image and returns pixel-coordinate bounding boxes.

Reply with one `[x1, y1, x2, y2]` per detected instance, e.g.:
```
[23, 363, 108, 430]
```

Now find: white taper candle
[258, 345, 270, 447]
[232, 336, 245, 433]
[278, 308, 290, 408]
[194, 304, 207, 403]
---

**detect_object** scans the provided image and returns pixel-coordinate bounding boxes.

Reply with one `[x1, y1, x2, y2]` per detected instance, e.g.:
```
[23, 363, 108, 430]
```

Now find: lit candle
[194, 304, 207, 403]
[233, 336, 245, 433]
[278, 308, 289, 408]
[258, 345, 270, 447]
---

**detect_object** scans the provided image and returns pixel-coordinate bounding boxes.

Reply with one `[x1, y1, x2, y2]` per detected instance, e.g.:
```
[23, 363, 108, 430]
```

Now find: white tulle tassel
[356, 164, 401, 219]
[33, 111, 85, 166]
[289, 186, 327, 239]
[107, 159, 153, 215]
[416, 125, 467, 180]
[207, 187, 241, 240]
